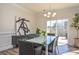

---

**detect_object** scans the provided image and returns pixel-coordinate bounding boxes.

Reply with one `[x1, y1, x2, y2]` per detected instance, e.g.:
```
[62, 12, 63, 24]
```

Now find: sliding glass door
[47, 19, 68, 38]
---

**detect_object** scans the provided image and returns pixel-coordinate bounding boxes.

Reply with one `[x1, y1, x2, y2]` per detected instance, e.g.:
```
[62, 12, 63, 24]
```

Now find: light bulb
[47, 16, 50, 18]
[48, 12, 51, 15]
[44, 14, 47, 17]
[53, 12, 56, 16]
[52, 12, 56, 17]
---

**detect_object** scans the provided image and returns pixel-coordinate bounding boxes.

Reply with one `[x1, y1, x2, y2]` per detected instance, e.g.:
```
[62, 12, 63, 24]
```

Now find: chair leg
[56, 47, 59, 55]
[53, 48, 56, 55]
[53, 47, 59, 55]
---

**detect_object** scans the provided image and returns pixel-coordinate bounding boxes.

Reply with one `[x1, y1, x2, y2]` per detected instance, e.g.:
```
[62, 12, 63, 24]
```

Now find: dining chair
[18, 41, 42, 55]
[52, 35, 59, 55]
[42, 35, 59, 55]
[47, 33, 55, 36]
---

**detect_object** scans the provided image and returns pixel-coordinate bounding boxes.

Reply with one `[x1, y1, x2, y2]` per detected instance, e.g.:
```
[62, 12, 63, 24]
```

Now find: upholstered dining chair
[52, 35, 59, 55]
[47, 33, 55, 36]
[42, 35, 59, 55]
[18, 41, 42, 55]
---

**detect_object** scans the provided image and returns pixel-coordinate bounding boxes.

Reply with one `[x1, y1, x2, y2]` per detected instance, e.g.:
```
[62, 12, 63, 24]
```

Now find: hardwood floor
[0, 37, 79, 55]
[0, 48, 19, 55]
[0, 45, 78, 55]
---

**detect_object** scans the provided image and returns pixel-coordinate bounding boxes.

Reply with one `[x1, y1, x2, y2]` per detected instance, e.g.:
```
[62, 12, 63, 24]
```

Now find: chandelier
[43, 4, 56, 18]
[43, 10, 56, 18]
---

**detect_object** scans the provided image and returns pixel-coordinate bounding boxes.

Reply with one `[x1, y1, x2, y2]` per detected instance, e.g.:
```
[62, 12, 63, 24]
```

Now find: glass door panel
[47, 19, 68, 38]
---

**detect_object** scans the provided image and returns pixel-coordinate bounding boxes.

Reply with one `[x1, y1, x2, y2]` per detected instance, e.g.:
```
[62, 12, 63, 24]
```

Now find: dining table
[19, 35, 56, 55]
[23, 36, 56, 45]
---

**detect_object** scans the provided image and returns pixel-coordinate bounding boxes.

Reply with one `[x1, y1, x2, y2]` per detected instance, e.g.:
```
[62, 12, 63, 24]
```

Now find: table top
[22, 36, 56, 45]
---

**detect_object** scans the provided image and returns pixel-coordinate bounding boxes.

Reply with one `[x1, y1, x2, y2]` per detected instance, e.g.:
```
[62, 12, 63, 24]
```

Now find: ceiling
[16, 3, 79, 13]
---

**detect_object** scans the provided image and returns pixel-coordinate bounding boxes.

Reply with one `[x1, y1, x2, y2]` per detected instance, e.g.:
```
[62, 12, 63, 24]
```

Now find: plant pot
[74, 38, 79, 48]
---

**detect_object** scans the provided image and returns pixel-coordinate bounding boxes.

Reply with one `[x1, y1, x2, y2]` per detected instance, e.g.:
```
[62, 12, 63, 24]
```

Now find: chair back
[19, 41, 35, 55]
[47, 33, 55, 36]
[48, 35, 59, 52]
[52, 35, 59, 53]
[19, 41, 42, 55]
[53, 36, 59, 48]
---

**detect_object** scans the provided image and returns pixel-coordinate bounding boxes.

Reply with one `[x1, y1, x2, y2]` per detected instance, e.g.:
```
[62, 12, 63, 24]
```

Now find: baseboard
[0, 45, 13, 51]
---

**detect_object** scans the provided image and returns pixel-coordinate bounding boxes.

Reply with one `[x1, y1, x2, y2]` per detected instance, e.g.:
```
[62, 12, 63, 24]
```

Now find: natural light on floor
[58, 37, 79, 55]
[58, 37, 68, 46]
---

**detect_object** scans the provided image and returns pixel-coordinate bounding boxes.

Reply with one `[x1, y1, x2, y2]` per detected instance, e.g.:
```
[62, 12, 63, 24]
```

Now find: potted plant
[71, 13, 79, 39]
[41, 30, 46, 36]
[71, 13, 79, 47]
[36, 28, 41, 34]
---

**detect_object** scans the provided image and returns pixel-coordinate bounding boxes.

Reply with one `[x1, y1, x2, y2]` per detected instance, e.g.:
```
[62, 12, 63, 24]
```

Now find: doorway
[47, 19, 69, 54]
[47, 19, 68, 38]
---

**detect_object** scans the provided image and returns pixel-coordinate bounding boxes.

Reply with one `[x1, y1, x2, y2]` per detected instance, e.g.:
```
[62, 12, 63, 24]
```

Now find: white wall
[0, 4, 36, 51]
[36, 6, 79, 46]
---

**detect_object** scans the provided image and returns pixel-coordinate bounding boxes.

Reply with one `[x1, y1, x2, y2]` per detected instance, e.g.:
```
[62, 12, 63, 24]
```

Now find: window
[47, 19, 68, 37]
